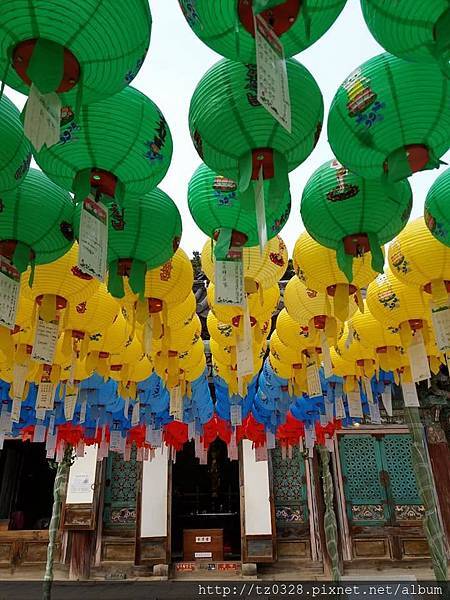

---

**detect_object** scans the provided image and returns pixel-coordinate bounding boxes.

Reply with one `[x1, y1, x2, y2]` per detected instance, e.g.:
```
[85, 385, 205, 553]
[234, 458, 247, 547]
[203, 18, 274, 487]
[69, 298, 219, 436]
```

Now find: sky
[5, 0, 450, 255]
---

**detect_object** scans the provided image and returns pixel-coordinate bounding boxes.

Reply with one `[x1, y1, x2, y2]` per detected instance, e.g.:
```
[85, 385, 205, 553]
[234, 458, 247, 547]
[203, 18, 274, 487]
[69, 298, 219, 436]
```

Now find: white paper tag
[144, 319, 153, 355]
[320, 331, 333, 379]
[407, 330, 431, 383]
[32, 317, 58, 364]
[79, 397, 87, 424]
[306, 363, 322, 398]
[10, 397, 21, 423]
[347, 391, 363, 418]
[370, 402, 381, 424]
[254, 14, 291, 132]
[169, 386, 183, 420]
[12, 363, 28, 401]
[255, 443, 268, 462]
[381, 387, 393, 416]
[78, 195, 108, 282]
[131, 401, 140, 427]
[431, 303, 450, 353]
[36, 382, 55, 411]
[109, 430, 122, 453]
[64, 390, 78, 421]
[362, 376, 374, 405]
[214, 260, 245, 306]
[402, 381, 420, 407]
[255, 167, 267, 254]
[33, 422, 46, 443]
[24, 84, 61, 151]
[228, 433, 238, 461]
[325, 437, 334, 453]
[335, 395, 345, 419]
[266, 429, 276, 450]
[0, 256, 20, 330]
[305, 427, 315, 449]
[237, 318, 254, 378]
[230, 404, 242, 426]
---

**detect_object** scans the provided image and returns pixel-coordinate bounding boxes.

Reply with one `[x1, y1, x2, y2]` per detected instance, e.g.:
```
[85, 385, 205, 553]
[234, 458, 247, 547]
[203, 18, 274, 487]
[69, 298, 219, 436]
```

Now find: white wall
[242, 440, 272, 535]
[140, 446, 169, 538]
[66, 445, 98, 504]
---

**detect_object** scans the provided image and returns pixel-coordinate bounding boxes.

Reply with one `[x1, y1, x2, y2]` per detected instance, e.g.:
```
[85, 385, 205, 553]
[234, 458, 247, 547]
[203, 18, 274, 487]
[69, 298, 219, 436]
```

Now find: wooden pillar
[68, 531, 93, 580]
[425, 423, 450, 546]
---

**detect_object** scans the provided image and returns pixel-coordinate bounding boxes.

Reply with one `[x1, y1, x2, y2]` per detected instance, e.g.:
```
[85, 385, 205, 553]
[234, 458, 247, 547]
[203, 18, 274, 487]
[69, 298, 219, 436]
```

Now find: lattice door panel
[103, 446, 140, 529]
[339, 434, 388, 525]
[271, 445, 308, 539]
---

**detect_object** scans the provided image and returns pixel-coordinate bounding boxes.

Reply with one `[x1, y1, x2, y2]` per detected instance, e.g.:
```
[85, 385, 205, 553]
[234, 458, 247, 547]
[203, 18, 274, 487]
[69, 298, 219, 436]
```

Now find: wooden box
[183, 529, 224, 561]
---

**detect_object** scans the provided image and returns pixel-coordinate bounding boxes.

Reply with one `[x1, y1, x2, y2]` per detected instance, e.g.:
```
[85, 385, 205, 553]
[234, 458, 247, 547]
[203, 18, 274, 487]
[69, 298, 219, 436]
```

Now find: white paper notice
[69, 474, 92, 496]
[407, 331, 431, 383]
[402, 382, 420, 407]
[10, 397, 21, 423]
[306, 363, 322, 398]
[214, 260, 245, 306]
[0, 256, 20, 330]
[347, 391, 363, 418]
[237, 310, 254, 377]
[24, 84, 61, 151]
[36, 382, 55, 411]
[32, 317, 58, 364]
[431, 302, 450, 353]
[320, 331, 333, 379]
[362, 376, 374, 405]
[131, 401, 140, 427]
[381, 387, 393, 416]
[254, 14, 291, 132]
[12, 363, 28, 401]
[64, 390, 78, 421]
[335, 395, 345, 419]
[255, 167, 267, 254]
[78, 195, 108, 282]
[230, 404, 242, 426]
[255, 444, 268, 462]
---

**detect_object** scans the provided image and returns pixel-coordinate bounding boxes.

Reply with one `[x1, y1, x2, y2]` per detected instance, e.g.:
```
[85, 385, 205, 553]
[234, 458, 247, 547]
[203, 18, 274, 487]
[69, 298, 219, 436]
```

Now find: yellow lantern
[210, 338, 266, 367]
[330, 347, 358, 392]
[0, 294, 34, 363]
[389, 217, 450, 305]
[21, 244, 99, 324]
[154, 338, 205, 394]
[275, 308, 317, 352]
[212, 358, 259, 397]
[269, 336, 307, 395]
[86, 311, 133, 377]
[337, 323, 378, 379]
[366, 269, 429, 349]
[201, 236, 288, 293]
[293, 231, 380, 321]
[61, 284, 120, 359]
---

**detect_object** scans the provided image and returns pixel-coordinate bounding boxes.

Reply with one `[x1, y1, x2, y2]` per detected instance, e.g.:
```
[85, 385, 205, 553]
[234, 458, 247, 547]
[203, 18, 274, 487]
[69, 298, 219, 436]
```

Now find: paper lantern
[293, 231, 378, 321]
[389, 217, 450, 304]
[179, 0, 347, 62]
[188, 163, 291, 247]
[425, 169, 450, 248]
[360, 1, 450, 77]
[0, 168, 74, 274]
[207, 283, 279, 325]
[210, 339, 265, 368]
[189, 58, 323, 197]
[301, 158, 412, 279]
[0, 1, 151, 104]
[62, 284, 120, 359]
[328, 53, 450, 181]
[202, 235, 288, 292]
[337, 323, 378, 379]
[330, 347, 358, 392]
[73, 187, 182, 298]
[21, 243, 99, 322]
[0, 94, 31, 192]
[86, 312, 133, 377]
[366, 269, 429, 348]
[35, 87, 173, 201]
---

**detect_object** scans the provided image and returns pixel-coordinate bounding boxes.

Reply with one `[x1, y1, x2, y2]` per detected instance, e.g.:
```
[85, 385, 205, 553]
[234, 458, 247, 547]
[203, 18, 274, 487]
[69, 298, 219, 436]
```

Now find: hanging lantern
[85, 311, 133, 377]
[35, 87, 173, 202]
[189, 58, 323, 202]
[21, 243, 99, 323]
[61, 284, 120, 360]
[337, 323, 379, 380]
[269, 332, 307, 394]
[328, 53, 450, 182]
[366, 269, 429, 351]
[0, 168, 74, 274]
[351, 302, 404, 375]
[425, 168, 450, 248]
[74, 187, 182, 298]
[293, 231, 379, 321]
[360, 1, 450, 78]
[0, 94, 31, 192]
[210, 338, 265, 368]
[389, 217, 450, 304]
[0, 1, 151, 105]
[275, 308, 316, 350]
[179, 0, 347, 62]
[301, 158, 412, 279]
[330, 347, 358, 392]
[188, 163, 291, 247]
[202, 235, 288, 292]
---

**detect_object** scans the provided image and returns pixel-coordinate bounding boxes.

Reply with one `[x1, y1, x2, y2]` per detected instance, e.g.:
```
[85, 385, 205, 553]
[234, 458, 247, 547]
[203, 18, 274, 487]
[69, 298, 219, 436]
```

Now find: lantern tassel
[238, 151, 253, 193]
[430, 279, 448, 307]
[12, 241, 31, 273]
[40, 294, 57, 323]
[129, 259, 147, 300]
[367, 232, 384, 274]
[333, 284, 349, 323]
[214, 227, 233, 261]
[108, 262, 125, 299]
[26, 39, 64, 95]
[336, 241, 353, 282]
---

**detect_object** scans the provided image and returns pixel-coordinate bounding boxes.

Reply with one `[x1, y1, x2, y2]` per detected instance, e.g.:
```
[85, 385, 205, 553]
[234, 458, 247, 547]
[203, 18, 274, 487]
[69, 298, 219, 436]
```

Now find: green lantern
[189, 57, 323, 204]
[34, 86, 173, 203]
[179, 0, 347, 62]
[327, 53, 450, 182]
[188, 163, 290, 247]
[0, 0, 151, 106]
[425, 169, 450, 247]
[0, 94, 31, 192]
[73, 188, 182, 298]
[300, 158, 412, 280]
[361, 1, 450, 78]
[0, 168, 74, 273]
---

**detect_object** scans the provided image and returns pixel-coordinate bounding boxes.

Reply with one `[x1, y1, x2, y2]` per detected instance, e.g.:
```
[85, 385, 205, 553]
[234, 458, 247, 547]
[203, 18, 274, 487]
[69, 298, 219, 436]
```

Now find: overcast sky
[6, 0, 450, 255]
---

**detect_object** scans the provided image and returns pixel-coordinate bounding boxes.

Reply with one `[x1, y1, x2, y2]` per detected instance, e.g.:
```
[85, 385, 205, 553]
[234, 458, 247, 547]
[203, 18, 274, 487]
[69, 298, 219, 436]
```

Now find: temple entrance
[0, 440, 56, 530]
[171, 439, 241, 561]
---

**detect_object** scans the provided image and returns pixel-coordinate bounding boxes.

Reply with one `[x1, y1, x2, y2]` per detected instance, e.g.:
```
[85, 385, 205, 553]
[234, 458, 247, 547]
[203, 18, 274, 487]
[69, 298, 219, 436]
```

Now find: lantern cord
[27, 39, 64, 95]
